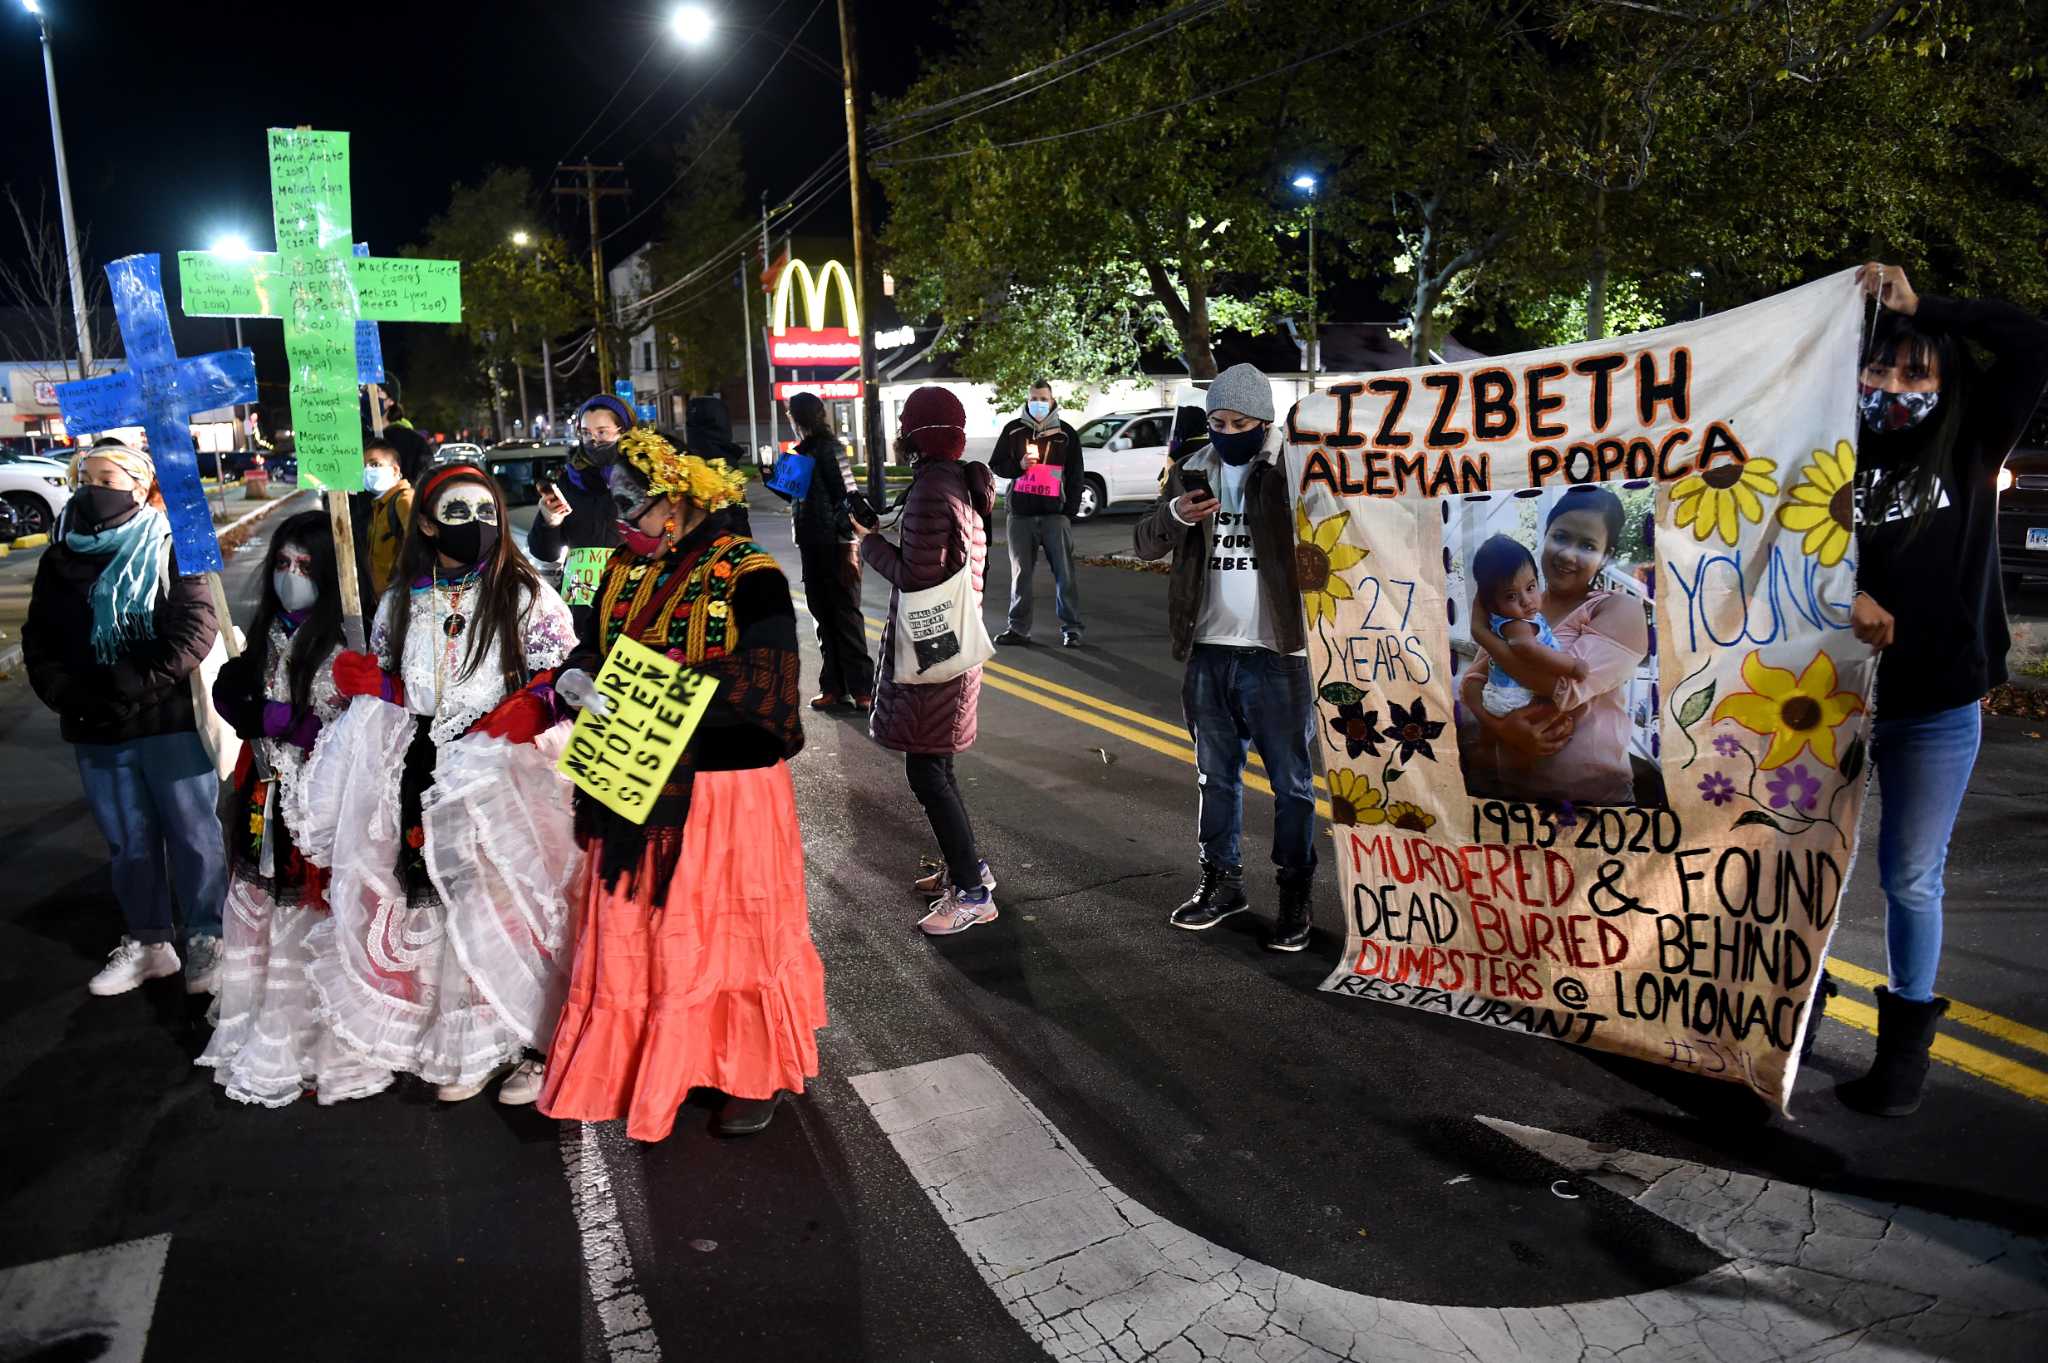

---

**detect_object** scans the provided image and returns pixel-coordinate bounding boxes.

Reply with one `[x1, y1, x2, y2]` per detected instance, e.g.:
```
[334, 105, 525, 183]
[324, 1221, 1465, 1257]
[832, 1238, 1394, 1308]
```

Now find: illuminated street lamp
[670, 3, 714, 45]
[1292, 173, 1319, 389]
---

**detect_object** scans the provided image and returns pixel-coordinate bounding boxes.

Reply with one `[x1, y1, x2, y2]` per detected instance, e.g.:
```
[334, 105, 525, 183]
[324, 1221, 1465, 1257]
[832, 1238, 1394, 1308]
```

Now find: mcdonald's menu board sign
[774, 379, 864, 400]
[770, 258, 861, 367]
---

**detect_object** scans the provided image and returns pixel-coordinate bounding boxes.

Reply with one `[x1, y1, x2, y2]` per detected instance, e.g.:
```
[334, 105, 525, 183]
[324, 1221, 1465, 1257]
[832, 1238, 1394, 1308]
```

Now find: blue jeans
[1006, 513, 1083, 637]
[1873, 702, 1982, 1003]
[74, 732, 227, 946]
[1182, 645, 1318, 875]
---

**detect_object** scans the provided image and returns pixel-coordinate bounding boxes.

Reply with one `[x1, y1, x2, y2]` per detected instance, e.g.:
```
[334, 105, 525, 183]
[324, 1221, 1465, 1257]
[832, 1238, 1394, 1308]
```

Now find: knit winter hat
[575, 394, 636, 431]
[1203, 363, 1274, 422]
[899, 385, 967, 460]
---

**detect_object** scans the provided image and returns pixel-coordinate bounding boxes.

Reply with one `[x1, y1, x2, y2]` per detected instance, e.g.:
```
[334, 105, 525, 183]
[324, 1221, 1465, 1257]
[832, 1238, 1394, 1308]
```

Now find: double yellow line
[810, 594, 2048, 1107]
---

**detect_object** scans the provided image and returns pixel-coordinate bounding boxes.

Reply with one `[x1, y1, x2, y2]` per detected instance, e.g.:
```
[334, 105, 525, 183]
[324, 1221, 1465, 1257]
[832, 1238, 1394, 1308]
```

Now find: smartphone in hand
[1180, 468, 1213, 501]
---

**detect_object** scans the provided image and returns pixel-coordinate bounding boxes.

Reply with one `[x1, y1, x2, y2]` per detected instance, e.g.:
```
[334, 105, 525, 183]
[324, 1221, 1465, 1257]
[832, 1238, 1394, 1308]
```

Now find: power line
[874, 2, 1452, 169]
[603, 0, 830, 246]
[554, 34, 661, 167]
[870, 0, 1234, 134]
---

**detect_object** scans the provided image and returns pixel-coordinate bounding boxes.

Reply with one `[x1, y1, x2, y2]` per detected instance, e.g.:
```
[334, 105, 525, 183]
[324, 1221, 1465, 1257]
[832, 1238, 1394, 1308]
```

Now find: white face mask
[364, 464, 399, 495]
[272, 569, 319, 611]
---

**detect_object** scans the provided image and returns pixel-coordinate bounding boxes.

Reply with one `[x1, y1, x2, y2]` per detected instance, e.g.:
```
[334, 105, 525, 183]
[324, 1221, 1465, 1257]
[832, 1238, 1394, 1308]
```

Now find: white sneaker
[497, 1058, 545, 1106]
[89, 938, 182, 997]
[918, 886, 999, 937]
[436, 1076, 492, 1103]
[183, 933, 224, 995]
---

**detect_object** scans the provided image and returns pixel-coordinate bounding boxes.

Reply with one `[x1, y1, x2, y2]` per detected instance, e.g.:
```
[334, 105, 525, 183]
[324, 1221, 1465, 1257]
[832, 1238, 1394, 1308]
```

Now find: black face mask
[581, 439, 619, 467]
[74, 485, 140, 532]
[1208, 425, 1266, 466]
[434, 520, 499, 566]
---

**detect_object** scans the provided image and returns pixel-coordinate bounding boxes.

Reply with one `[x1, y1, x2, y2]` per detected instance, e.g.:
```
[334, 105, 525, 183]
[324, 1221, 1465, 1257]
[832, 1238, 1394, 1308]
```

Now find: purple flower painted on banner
[1766, 762, 1823, 813]
[1698, 772, 1736, 806]
[1712, 734, 1744, 758]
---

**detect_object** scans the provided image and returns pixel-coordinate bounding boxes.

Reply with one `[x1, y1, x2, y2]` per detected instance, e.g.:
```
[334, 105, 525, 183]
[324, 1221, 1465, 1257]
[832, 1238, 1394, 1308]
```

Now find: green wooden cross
[178, 128, 462, 492]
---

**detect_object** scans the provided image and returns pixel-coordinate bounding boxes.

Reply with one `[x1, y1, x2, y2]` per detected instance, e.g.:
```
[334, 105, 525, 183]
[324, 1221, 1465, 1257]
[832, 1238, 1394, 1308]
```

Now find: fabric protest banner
[556, 636, 716, 822]
[1285, 269, 1869, 1110]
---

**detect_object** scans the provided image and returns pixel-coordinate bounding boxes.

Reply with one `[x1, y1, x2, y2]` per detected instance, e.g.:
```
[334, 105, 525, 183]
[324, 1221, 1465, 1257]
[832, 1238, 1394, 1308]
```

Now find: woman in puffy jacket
[851, 386, 999, 936]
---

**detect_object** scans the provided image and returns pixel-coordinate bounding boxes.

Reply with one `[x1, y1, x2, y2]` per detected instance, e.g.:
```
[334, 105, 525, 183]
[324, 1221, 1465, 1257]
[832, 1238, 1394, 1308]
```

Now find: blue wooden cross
[54, 253, 258, 574]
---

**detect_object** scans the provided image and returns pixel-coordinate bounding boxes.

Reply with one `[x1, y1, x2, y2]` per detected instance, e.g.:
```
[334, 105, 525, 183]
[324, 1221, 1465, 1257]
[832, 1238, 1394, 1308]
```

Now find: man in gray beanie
[1133, 362, 1319, 951]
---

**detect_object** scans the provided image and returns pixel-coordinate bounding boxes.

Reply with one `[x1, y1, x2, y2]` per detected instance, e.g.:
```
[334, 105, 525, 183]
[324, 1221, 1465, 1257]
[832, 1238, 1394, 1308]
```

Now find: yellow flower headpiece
[616, 428, 749, 512]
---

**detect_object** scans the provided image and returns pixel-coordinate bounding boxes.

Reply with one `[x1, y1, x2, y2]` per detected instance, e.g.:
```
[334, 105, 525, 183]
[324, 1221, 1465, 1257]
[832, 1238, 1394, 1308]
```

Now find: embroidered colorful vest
[596, 534, 778, 665]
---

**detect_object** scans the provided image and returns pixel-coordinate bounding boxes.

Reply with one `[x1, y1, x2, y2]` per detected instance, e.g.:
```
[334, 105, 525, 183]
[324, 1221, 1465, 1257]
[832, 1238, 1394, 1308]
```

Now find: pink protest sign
[1013, 462, 1064, 498]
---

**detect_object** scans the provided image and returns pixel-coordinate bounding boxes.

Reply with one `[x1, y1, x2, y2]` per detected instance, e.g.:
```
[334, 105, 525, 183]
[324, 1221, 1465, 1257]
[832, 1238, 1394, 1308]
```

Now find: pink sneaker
[918, 886, 998, 936]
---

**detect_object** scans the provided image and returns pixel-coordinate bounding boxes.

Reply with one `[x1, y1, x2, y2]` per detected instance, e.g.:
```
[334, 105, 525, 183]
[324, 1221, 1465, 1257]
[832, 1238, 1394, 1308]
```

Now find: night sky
[0, 0, 948, 370]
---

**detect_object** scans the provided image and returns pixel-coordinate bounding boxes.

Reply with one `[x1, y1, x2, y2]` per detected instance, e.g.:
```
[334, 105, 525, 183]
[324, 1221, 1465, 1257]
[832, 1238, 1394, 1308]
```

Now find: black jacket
[527, 461, 622, 563]
[990, 416, 1084, 518]
[1132, 443, 1303, 662]
[24, 532, 220, 745]
[1858, 294, 2048, 718]
[770, 430, 859, 547]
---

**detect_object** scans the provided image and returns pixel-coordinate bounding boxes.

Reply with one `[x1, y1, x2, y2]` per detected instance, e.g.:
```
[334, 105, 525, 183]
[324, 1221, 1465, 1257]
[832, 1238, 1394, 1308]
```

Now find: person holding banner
[1133, 365, 1321, 952]
[530, 394, 635, 566]
[538, 428, 824, 1141]
[296, 464, 581, 1106]
[990, 380, 1086, 647]
[1832, 264, 2048, 1117]
[197, 511, 392, 1108]
[23, 438, 228, 998]
[767, 391, 874, 711]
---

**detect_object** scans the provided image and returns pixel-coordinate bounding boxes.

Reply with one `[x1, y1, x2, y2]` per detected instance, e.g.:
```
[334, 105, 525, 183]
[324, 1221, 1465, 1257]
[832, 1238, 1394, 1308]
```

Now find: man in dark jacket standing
[1133, 363, 1318, 952]
[774, 392, 874, 708]
[989, 379, 1085, 647]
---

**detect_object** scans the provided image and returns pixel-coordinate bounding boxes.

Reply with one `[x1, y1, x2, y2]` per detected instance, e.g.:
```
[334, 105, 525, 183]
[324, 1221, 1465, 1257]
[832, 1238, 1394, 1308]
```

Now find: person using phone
[530, 395, 634, 565]
[989, 379, 1086, 647]
[1132, 364, 1319, 952]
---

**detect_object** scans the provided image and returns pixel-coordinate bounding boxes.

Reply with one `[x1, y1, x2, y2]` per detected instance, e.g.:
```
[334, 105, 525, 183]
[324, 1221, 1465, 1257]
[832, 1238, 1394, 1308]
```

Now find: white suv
[1067, 409, 1173, 519]
[0, 453, 72, 538]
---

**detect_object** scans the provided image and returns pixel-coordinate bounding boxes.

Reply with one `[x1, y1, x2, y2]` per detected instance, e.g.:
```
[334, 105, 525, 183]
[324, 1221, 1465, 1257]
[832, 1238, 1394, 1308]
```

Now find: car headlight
[42, 476, 65, 488]
[1997, 465, 2014, 494]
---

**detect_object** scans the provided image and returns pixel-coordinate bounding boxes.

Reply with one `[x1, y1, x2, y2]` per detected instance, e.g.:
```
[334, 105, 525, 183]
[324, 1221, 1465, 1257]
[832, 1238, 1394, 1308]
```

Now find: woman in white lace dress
[296, 465, 581, 1104]
[197, 511, 392, 1107]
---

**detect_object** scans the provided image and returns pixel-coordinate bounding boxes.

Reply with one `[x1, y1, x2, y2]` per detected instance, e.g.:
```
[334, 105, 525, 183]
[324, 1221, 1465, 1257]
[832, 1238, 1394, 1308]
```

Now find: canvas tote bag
[890, 562, 995, 686]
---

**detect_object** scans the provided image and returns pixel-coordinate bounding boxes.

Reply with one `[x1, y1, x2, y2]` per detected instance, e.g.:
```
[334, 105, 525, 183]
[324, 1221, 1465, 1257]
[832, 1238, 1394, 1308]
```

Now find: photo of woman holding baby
[1455, 485, 1654, 806]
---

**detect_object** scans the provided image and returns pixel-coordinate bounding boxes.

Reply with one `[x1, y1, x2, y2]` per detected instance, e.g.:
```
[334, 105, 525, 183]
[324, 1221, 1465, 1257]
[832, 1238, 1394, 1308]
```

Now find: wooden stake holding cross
[179, 127, 462, 651]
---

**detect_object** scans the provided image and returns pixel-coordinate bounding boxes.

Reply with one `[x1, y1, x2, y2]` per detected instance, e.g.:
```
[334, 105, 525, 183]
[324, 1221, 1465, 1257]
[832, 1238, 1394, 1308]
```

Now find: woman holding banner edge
[1828, 263, 2048, 1117]
[540, 428, 824, 1141]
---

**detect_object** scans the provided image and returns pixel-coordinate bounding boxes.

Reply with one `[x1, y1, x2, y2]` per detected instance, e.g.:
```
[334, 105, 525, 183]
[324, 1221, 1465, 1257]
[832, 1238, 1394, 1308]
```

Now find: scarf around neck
[64, 504, 171, 664]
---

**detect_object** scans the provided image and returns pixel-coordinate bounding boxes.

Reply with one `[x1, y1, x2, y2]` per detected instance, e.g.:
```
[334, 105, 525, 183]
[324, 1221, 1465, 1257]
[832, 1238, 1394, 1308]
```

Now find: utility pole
[28, 4, 92, 374]
[760, 192, 783, 455]
[837, 0, 885, 507]
[540, 333, 557, 435]
[554, 164, 628, 390]
[738, 255, 760, 462]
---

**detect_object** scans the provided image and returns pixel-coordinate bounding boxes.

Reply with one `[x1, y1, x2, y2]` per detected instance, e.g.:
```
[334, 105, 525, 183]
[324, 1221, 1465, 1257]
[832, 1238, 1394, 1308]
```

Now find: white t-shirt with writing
[1193, 462, 1269, 649]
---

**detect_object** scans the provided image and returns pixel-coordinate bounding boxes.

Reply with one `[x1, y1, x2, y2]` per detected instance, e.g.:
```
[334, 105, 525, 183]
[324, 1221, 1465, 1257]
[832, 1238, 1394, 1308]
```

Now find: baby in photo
[1471, 533, 1587, 715]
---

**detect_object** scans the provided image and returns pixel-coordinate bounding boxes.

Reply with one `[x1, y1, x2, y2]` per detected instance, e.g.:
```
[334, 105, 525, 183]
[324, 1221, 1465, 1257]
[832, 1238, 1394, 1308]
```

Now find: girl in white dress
[198, 511, 391, 1107]
[297, 465, 581, 1103]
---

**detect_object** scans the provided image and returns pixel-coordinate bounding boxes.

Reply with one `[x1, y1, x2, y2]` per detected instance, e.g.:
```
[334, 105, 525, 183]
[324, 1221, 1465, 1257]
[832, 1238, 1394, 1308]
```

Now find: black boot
[714, 1091, 785, 1136]
[1168, 861, 1248, 930]
[1798, 971, 1838, 1066]
[1265, 871, 1314, 952]
[1837, 988, 1948, 1117]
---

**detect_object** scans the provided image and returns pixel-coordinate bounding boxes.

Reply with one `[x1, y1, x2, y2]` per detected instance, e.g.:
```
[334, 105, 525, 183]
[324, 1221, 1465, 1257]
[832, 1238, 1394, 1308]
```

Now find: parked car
[434, 441, 486, 466]
[985, 409, 1173, 520]
[1998, 395, 2048, 598]
[484, 441, 574, 506]
[0, 454, 72, 538]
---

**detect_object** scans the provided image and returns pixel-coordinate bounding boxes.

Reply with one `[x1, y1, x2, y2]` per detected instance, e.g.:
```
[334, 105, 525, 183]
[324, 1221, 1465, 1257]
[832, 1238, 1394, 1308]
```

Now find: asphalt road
[0, 486, 2042, 1362]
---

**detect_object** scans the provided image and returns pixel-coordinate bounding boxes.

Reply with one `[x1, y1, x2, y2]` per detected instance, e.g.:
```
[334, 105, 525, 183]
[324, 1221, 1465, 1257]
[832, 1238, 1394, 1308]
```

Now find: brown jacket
[1132, 441, 1304, 661]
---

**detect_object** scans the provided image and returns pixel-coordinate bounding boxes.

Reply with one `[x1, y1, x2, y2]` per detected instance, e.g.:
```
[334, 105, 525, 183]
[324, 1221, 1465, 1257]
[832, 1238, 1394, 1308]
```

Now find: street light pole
[738, 253, 760, 461]
[836, 0, 885, 508]
[26, 1, 93, 376]
[1292, 174, 1319, 391]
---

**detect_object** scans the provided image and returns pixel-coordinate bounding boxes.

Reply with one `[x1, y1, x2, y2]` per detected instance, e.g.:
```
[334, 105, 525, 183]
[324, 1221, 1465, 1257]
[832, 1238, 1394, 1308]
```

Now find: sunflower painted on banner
[1294, 506, 1368, 626]
[1669, 456, 1779, 545]
[1711, 649, 1865, 769]
[1383, 799, 1436, 832]
[1776, 440, 1857, 566]
[1327, 769, 1386, 827]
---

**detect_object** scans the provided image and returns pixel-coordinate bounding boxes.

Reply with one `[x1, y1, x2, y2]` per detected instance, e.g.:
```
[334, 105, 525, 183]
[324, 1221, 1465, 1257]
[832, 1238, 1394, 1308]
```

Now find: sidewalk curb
[0, 488, 308, 679]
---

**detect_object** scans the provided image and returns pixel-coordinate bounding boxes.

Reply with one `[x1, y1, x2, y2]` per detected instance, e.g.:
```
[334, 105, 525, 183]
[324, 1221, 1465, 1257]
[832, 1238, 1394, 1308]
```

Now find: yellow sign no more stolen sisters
[179, 128, 462, 648]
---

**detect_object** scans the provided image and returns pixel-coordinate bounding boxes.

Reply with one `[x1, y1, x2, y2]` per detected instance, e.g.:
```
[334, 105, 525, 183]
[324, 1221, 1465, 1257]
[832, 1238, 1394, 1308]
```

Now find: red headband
[417, 464, 492, 506]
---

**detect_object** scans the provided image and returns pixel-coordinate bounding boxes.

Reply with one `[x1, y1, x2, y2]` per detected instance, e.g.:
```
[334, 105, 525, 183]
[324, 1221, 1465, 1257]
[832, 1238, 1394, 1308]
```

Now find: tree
[410, 168, 585, 432]
[638, 108, 754, 404]
[875, 0, 1341, 381]
[0, 185, 115, 378]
